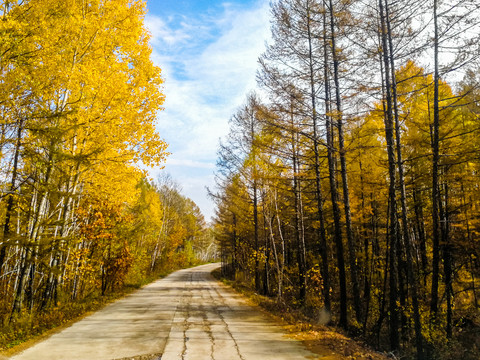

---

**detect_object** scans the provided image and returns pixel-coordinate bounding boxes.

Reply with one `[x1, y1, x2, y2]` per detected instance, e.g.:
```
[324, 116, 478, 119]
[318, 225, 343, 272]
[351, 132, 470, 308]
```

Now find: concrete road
[10, 263, 319, 360]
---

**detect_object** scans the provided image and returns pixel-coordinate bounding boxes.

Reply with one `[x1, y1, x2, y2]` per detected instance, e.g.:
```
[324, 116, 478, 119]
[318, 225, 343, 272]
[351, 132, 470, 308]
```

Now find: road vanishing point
[9, 263, 319, 360]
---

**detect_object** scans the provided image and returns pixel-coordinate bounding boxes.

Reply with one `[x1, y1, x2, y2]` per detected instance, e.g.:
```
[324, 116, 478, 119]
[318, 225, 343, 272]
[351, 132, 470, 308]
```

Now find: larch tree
[0, 0, 172, 325]
[258, 0, 333, 312]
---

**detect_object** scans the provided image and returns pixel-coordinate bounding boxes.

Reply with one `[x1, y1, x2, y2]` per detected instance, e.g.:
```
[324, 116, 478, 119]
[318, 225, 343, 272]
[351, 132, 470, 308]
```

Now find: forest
[0, 0, 216, 349]
[212, 0, 480, 359]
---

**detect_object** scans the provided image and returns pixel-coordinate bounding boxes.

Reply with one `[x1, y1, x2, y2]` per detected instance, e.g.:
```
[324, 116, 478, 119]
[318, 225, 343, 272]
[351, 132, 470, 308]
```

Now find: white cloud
[167, 158, 215, 169]
[146, 0, 270, 220]
[145, 16, 191, 46]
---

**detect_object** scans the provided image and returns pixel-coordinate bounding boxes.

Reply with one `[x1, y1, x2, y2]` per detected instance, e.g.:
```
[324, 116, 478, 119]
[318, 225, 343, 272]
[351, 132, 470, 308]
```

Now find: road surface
[10, 263, 319, 360]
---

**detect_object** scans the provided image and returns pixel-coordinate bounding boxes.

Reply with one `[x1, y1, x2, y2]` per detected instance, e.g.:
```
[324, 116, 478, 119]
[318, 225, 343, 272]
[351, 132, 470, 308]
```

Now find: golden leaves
[1, 0, 168, 208]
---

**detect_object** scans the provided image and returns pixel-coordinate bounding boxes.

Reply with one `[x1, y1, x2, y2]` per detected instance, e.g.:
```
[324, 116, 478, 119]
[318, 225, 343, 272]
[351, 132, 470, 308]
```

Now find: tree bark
[0, 118, 24, 275]
[440, 175, 453, 338]
[384, 0, 424, 356]
[379, 0, 399, 350]
[430, 0, 440, 317]
[290, 101, 306, 304]
[327, 0, 361, 324]
[307, 2, 330, 312]
[324, 68, 347, 329]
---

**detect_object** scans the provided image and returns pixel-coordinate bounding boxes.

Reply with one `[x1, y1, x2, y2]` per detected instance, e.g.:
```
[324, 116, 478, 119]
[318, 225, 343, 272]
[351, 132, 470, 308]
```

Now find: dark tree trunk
[263, 200, 270, 296]
[0, 119, 24, 275]
[379, 0, 399, 350]
[308, 2, 331, 313]
[325, 78, 347, 329]
[290, 104, 306, 304]
[430, 0, 440, 317]
[233, 212, 237, 279]
[413, 184, 428, 286]
[384, 0, 424, 356]
[323, 1, 347, 328]
[251, 110, 261, 292]
[327, 0, 361, 324]
[440, 177, 453, 338]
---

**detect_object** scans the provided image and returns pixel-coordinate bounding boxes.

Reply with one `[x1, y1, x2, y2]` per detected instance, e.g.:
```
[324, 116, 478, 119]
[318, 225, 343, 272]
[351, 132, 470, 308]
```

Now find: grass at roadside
[211, 268, 389, 360]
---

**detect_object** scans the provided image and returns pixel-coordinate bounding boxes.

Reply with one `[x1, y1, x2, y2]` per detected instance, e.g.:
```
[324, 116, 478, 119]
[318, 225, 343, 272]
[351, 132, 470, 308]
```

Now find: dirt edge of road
[211, 269, 390, 360]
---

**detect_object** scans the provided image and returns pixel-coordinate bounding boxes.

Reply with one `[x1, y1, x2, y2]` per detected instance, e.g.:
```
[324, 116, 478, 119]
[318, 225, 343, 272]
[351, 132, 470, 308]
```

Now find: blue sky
[145, 0, 270, 221]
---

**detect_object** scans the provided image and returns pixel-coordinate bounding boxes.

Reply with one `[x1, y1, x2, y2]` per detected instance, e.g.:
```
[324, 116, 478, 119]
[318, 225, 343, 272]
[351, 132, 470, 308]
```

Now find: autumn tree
[0, 0, 200, 335]
[215, 0, 480, 358]
[258, 0, 334, 312]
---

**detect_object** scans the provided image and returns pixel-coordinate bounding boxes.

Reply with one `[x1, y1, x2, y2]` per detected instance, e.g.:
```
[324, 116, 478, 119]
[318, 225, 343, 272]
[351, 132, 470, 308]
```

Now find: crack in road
[173, 269, 246, 360]
[207, 281, 246, 360]
[181, 273, 193, 360]
[197, 278, 216, 360]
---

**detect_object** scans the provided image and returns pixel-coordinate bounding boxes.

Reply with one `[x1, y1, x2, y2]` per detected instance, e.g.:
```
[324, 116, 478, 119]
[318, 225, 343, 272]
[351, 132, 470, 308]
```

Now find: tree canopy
[213, 1, 480, 359]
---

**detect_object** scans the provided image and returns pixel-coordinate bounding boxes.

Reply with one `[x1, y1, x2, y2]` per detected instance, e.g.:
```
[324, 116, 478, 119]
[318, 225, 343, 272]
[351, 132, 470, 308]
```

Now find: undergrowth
[212, 269, 480, 360]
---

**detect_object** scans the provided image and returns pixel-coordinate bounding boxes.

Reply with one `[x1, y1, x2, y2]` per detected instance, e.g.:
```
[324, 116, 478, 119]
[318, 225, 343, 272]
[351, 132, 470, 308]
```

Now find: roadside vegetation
[213, 268, 389, 360]
[211, 0, 480, 359]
